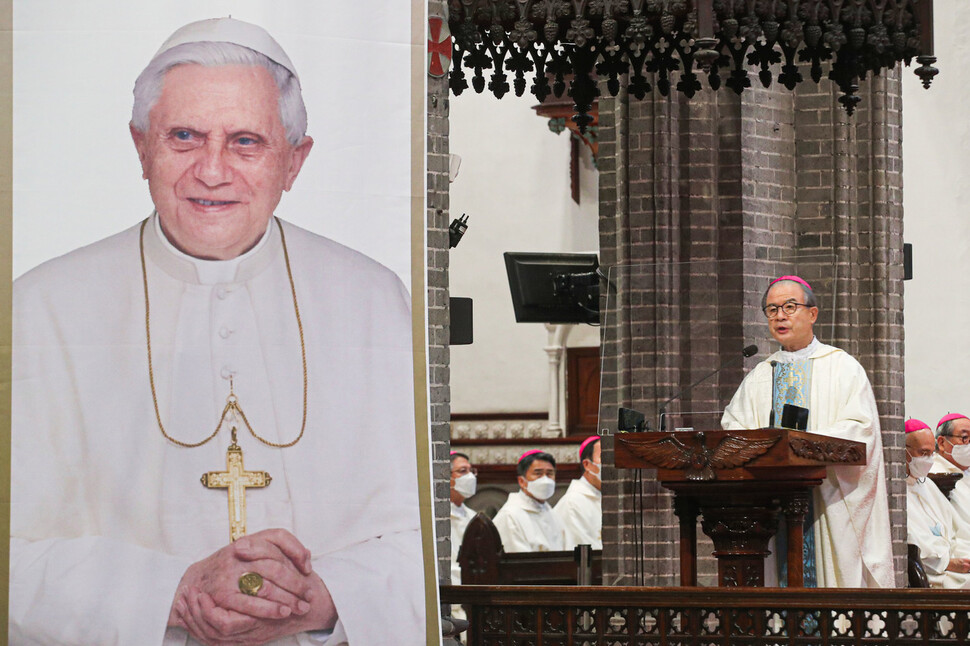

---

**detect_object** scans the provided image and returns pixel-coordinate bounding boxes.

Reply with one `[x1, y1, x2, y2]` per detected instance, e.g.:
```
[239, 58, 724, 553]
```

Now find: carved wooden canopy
[448, 0, 938, 129]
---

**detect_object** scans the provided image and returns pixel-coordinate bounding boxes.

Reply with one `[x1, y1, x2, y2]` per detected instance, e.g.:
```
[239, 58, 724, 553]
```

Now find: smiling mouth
[189, 198, 238, 206]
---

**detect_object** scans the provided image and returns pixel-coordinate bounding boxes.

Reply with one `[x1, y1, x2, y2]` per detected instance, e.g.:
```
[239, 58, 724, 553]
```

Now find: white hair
[761, 279, 818, 311]
[131, 41, 307, 145]
[937, 419, 957, 439]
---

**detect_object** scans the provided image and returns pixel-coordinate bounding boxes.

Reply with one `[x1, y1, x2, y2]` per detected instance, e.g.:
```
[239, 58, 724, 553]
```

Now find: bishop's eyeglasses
[763, 300, 811, 319]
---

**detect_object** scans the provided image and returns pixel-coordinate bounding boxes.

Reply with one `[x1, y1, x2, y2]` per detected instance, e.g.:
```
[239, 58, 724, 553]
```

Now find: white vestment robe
[450, 502, 475, 585]
[449, 501, 474, 621]
[721, 341, 895, 588]
[906, 475, 970, 588]
[11, 216, 425, 645]
[553, 477, 602, 549]
[931, 453, 970, 528]
[492, 491, 566, 552]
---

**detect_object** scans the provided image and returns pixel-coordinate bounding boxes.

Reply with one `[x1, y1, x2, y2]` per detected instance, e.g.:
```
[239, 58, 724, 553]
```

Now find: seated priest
[492, 450, 566, 552]
[906, 419, 970, 588]
[450, 451, 477, 585]
[554, 436, 603, 549]
[931, 413, 970, 527]
[721, 275, 894, 588]
[10, 18, 424, 645]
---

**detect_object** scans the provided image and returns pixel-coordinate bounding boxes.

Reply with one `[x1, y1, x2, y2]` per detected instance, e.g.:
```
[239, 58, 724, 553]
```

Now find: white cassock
[931, 453, 970, 528]
[492, 491, 566, 552]
[450, 502, 475, 585]
[906, 475, 970, 588]
[11, 215, 425, 645]
[721, 341, 895, 588]
[553, 477, 602, 549]
[449, 501, 474, 621]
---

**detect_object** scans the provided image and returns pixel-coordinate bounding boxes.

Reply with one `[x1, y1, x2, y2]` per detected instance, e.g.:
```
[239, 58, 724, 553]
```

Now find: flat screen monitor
[504, 252, 600, 324]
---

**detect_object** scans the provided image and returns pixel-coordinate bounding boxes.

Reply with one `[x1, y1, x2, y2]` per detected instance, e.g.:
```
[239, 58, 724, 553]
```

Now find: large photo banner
[9, 2, 434, 644]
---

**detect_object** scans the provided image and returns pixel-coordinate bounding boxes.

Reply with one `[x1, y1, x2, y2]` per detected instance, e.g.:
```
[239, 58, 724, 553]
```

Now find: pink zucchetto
[770, 275, 813, 291]
[938, 413, 969, 429]
[519, 449, 543, 462]
[579, 436, 600, 459]
[905, 418, 930, 434]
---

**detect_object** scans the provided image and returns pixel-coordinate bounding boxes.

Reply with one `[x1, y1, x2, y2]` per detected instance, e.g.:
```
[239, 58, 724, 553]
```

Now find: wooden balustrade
[440, 585, 970, 645]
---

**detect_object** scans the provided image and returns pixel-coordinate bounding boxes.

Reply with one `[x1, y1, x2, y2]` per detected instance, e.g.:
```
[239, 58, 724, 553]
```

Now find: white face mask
[586, 461, 602, 483]
[454, 472, 477, 499]
[951, 444, 970, 468]
[526, 475, 556, 501]
[909, 454, 934, 480]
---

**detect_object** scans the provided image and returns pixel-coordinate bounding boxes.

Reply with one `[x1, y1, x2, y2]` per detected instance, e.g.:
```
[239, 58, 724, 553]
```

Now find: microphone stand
[659, 345, 758, 431]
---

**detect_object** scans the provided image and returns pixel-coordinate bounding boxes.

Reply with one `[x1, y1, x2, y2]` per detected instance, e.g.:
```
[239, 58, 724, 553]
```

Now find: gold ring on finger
[238, 572, 264, 596]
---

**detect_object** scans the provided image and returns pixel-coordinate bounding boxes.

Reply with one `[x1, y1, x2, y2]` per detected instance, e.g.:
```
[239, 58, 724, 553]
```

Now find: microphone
[659, 344, 759, 431]
[769, 360, 778, 427]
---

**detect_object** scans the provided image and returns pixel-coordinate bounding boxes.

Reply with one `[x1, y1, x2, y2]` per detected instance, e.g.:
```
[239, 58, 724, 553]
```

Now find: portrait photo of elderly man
[10, 14, 427, 646]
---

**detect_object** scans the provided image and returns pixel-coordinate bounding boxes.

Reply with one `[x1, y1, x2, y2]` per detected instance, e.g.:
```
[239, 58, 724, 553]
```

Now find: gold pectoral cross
[201, 427, 272, 542]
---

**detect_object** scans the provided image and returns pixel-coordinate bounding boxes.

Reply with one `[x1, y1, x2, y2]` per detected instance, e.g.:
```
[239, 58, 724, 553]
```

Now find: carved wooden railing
[440, 585, 970, 645]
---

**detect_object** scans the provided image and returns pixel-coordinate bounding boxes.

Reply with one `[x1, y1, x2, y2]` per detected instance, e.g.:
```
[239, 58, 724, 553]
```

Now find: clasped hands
[169, 528, 337, 646]
[947, 556, 970, 574]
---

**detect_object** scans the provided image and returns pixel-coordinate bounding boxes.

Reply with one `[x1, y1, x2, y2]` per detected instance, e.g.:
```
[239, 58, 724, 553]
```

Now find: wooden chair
[456, 512, 602, 585]
[907, 543, 930, 588]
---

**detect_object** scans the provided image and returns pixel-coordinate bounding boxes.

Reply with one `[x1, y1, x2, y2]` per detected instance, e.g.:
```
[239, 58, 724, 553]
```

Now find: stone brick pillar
[428, 0, 454, 584]
[598, 68, 906, 587]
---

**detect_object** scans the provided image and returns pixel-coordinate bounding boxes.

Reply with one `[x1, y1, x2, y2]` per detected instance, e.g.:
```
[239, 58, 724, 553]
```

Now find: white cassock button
[220, 366, 236, 379]
[216, 286, 232, 300]
[219, 327, 232, 339]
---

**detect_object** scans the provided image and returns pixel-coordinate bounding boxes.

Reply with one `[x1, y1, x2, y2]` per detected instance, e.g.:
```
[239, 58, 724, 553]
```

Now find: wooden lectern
[615, 428, 866, 587]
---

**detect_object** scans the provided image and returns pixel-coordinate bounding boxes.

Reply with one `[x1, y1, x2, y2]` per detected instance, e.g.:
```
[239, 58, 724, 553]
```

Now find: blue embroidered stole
[772, 360, 812, 428]
[773, 358, 817, 587]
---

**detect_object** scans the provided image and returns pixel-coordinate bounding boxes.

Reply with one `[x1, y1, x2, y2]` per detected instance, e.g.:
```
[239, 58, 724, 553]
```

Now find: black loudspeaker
[450, 297, 473, 345]
[904, 243, 913, 280]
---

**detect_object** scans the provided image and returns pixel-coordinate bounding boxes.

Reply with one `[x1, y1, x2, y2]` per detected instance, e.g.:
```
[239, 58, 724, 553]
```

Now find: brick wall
[791, 69, 907, 581]
[427, 0, 453, 583]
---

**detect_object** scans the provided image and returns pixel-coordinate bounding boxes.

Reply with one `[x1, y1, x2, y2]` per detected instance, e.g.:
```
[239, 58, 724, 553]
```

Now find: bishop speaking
[10, 18, 425, 645]
[721, 275, 894, 588]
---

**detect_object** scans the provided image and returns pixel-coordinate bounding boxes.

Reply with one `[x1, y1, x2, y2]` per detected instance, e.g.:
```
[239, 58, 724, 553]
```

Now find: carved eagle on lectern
[626, 432, 779, 481]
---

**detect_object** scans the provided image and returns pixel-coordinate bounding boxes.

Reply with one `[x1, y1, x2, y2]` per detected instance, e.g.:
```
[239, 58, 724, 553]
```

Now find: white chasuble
[450, 501, 475, 585]
[449, 501, 475, 621]
[931, 453, 970, 529]
[721, 342, 895, 588]
[11, 215, 424, 645]
[492, 491, 566, 553]
[906, 475, 970, 588]
[553, 477, 602, 550]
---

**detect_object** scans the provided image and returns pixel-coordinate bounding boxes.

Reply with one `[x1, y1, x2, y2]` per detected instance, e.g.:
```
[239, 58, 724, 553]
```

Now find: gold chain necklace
[139, 217, 307, 449]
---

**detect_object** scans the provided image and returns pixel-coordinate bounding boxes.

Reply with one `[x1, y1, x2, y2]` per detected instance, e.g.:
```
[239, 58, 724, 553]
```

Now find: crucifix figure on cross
[200, 427, 272, 542]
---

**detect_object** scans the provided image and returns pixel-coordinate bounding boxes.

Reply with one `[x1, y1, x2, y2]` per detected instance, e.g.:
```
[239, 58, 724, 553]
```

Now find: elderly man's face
[131, 64, 313, 260]
[906, 428, 936, 467]
[765, 282, 818, 352]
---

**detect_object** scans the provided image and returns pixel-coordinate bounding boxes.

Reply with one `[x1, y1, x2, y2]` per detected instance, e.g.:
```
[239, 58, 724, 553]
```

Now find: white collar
[576, 475, 603, 498]
[775, 336, 820, 364]
[450, 501, 472, 516]
[514, 489, 549, 512]
[146, 212, 279, 285]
